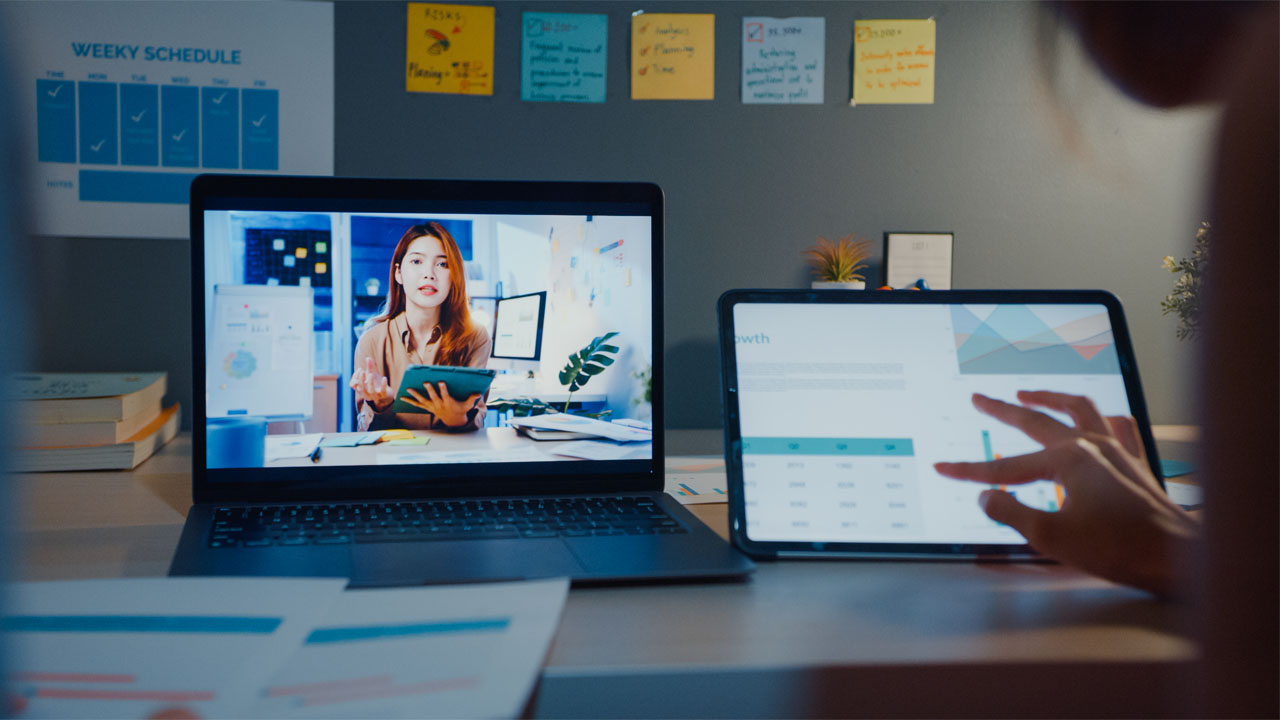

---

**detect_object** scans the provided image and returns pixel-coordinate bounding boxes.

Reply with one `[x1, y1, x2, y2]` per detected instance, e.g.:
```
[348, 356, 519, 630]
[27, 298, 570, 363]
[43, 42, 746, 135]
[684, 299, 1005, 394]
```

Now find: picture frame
[883, 232, 954, 289]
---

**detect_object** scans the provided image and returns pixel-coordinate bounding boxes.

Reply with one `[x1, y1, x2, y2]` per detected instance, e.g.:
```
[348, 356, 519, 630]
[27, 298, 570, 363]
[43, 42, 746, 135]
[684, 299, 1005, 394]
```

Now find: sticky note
[295, 247, 307, 259]
[315, 241, 327, 253]
[272, 238, 285, 251]
[314, 262, 327, 274]
[283, 255, 296, 268]
[852, 19, 936, 105]
[406, 3, 495, 95]
[742, 17, 825, 104]
[522, 12, 608, 103]
[379, 429, 415, 442]
[631, 13, 715, 100]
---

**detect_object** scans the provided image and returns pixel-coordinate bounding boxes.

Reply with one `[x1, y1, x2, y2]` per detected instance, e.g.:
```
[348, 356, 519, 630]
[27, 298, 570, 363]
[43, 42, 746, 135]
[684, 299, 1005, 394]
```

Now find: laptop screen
[724, 294, 1156, 550]
[193, 176, 661, 501]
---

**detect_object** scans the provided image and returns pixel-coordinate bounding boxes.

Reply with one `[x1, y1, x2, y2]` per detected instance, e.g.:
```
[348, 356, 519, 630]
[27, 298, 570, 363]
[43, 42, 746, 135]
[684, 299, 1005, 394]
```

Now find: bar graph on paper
[665, 457, 728, 505]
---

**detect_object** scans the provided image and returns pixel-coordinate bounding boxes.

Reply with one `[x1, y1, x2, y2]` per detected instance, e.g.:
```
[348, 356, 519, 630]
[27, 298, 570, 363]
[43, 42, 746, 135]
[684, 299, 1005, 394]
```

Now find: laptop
[169, 175, 753, 587]
[717, 289, 1163, 559]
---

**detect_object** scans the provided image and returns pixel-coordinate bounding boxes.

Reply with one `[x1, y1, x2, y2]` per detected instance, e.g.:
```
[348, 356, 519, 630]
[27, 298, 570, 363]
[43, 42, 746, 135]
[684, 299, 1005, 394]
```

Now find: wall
[28, 1, 1217, 429]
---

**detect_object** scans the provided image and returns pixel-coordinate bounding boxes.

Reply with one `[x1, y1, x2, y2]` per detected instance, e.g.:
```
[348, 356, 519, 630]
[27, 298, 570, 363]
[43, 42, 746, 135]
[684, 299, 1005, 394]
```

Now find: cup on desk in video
[207, 416, 268, 468]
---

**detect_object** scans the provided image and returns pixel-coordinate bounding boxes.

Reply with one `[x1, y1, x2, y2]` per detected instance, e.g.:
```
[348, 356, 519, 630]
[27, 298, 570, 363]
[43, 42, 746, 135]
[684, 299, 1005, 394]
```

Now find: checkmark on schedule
[211, 92, 227, 104]
[47, 84, 63, 98]
[131, 109, 147, 122]
[89, 139, 105, 152]
[172, 128, 188, 141]
[252, 114, 267, 127]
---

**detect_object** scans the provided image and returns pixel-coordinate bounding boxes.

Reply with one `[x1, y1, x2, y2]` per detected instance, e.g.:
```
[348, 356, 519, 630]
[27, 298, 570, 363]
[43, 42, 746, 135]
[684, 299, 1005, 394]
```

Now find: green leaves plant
[559, 332, 619, 412]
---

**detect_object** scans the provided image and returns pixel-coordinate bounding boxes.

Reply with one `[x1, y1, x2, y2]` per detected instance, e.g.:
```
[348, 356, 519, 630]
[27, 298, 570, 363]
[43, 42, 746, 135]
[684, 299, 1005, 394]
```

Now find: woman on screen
[350, 222, 491, 431]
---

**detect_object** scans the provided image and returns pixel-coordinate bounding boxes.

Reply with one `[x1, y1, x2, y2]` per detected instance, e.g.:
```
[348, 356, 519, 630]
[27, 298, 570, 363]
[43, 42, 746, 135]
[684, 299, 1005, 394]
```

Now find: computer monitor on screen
[490, 291, 546, 375]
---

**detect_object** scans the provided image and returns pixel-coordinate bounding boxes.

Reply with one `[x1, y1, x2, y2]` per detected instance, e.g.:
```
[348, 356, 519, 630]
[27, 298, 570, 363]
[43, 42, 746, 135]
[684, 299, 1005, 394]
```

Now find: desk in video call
[267, 427, 634, 467]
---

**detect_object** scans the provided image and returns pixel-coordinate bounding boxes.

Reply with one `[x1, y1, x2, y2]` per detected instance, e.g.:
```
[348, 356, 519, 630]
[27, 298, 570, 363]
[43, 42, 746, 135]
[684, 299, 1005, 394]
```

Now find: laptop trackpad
[350, 539, 585, 587]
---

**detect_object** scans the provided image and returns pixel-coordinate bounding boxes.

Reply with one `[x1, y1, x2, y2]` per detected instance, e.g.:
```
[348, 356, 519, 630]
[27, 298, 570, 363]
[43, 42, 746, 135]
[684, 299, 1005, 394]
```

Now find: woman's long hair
[375, 222, 483, 366]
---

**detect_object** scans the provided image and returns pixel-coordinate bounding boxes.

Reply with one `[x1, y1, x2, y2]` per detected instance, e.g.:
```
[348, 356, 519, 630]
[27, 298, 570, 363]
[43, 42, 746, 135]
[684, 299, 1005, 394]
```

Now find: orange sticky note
[295, 247, 307, 259]
[314, 262, 327, 274]
[406, 3, 495, 95]
[631, 13, 715, 100]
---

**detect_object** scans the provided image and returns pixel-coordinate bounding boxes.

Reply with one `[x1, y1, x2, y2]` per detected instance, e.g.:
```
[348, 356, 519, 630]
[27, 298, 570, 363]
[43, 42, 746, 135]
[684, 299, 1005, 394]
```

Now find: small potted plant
[805, 234, 872, 290]
[1160, 221, 1210, 341]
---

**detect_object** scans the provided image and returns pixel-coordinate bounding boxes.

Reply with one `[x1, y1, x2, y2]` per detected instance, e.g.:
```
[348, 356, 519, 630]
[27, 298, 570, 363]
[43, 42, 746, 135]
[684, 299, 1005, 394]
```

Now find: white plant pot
[810, 280, 866, 290]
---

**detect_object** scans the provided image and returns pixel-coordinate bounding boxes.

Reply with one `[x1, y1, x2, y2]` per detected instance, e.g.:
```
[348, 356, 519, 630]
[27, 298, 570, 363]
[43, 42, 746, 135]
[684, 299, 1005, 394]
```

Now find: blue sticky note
[521, 12, 608, 103]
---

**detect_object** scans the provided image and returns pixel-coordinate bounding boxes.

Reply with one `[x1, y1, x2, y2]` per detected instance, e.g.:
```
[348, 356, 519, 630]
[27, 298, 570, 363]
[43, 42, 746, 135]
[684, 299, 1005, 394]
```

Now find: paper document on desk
[3, 577, 346, 719]
[665, 455, 729, 504]
[246, 579, 569, 718]
[551, 440, 653, 461]
[510, 414, 653, 442]
[266, 433, 324, 462]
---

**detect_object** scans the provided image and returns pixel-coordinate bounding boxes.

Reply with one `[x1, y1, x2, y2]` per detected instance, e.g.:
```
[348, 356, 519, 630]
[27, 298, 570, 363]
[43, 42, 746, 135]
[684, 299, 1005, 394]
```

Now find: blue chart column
[201, 87, 240, 169]
[161, 85, 198, 167]
[78, 82, 118, 165]
[120, 84, 159, 166]
[36, 79, 76, 163]
[241, 89, 279, 171]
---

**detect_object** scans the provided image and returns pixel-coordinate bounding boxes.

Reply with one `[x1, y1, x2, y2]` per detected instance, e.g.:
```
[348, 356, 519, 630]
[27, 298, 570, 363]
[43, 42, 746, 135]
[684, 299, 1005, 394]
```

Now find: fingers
[1016, 391, 1109, 436]
[935, 446, 1065, 486]
[978, 489, 1056, 548]
[401, 387, 428, 411]
[971, 393, 1074, 446]
[1105, 415, 1146, 461]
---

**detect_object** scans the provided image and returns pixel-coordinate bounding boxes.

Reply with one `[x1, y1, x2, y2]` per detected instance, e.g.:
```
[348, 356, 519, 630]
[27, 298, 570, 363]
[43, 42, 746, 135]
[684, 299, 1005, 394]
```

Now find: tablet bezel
[717, 289, 1164, 560]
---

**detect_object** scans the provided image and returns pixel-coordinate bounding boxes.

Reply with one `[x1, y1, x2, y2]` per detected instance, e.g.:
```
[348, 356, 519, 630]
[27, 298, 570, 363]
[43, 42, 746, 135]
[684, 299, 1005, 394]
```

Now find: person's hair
[375, 222, 483, 366]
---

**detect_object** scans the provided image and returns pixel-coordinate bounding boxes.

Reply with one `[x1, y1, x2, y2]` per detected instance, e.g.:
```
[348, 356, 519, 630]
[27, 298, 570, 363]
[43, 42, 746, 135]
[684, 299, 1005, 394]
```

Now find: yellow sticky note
[314, 262, 327, 274]
[852, 19, 936, 105]
[631, 13, 715, 100]
[379, 429, 415, 442]
[295, 247, 307, 259]
[406, 3, 495, 95]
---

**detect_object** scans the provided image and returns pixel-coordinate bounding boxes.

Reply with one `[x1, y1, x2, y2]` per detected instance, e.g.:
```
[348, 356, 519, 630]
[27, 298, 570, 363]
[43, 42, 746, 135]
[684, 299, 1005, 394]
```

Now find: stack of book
[9, 372, 180, 472]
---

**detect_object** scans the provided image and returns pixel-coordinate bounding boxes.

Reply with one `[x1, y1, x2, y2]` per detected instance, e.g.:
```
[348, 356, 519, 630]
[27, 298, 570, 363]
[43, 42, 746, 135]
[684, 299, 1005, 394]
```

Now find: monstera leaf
[558, 332, 619, 412]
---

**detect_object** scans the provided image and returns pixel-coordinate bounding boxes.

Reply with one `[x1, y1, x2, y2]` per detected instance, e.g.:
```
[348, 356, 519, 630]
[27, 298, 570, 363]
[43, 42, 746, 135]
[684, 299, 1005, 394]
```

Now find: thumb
[978, 489, 1053, 546]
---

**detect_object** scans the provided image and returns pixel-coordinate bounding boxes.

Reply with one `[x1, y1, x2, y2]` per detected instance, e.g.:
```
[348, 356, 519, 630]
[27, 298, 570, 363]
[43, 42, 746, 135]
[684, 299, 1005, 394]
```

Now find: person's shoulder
[355, 316, 395, 353]
[465, 323, 492, 364]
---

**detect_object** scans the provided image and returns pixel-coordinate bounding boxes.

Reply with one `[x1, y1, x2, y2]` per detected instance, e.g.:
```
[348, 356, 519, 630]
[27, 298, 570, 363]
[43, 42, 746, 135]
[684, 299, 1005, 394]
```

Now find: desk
[14, 432, 1198, 718]
[268, 427, 649, 467]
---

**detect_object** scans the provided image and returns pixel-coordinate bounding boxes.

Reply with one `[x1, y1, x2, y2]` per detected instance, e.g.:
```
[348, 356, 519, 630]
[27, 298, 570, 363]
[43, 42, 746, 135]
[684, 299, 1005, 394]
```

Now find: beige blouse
[353, 313, 492, 432]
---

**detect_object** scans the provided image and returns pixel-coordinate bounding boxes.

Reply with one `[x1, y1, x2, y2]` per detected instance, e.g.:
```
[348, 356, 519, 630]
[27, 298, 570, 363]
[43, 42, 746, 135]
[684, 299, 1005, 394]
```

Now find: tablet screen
[731, 301, 1134, 547]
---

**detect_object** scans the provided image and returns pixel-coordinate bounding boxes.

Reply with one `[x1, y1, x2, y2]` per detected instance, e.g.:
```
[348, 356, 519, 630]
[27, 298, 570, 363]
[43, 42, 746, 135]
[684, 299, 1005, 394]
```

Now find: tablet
[717, 289, 1163, 559]
[391, 365, 497, 413]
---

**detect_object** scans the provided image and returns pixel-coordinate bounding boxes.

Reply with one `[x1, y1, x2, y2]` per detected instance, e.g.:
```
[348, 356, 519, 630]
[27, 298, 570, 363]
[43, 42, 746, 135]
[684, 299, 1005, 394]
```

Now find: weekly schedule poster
[2, 1, 334, 239]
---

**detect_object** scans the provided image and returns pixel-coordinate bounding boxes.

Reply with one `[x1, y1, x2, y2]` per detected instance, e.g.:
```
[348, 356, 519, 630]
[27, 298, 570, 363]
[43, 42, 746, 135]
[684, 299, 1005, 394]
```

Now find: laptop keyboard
[208, 496, 687, 548]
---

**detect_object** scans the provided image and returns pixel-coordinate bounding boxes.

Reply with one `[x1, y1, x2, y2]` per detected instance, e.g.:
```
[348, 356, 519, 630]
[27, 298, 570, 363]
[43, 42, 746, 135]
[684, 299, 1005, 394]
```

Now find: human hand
[934, 391, 1200, 597]
[400, 381, 481, 428]
[349, 357, 392, 411]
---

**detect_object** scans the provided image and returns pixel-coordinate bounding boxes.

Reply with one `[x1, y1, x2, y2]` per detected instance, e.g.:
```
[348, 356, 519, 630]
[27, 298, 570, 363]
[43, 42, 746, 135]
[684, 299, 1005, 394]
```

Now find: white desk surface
[13, 431, 1198, 718]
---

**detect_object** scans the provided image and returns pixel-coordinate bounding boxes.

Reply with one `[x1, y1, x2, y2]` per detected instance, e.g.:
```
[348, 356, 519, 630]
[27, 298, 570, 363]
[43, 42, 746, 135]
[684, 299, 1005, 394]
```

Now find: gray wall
[30, 1, 1215, 429]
